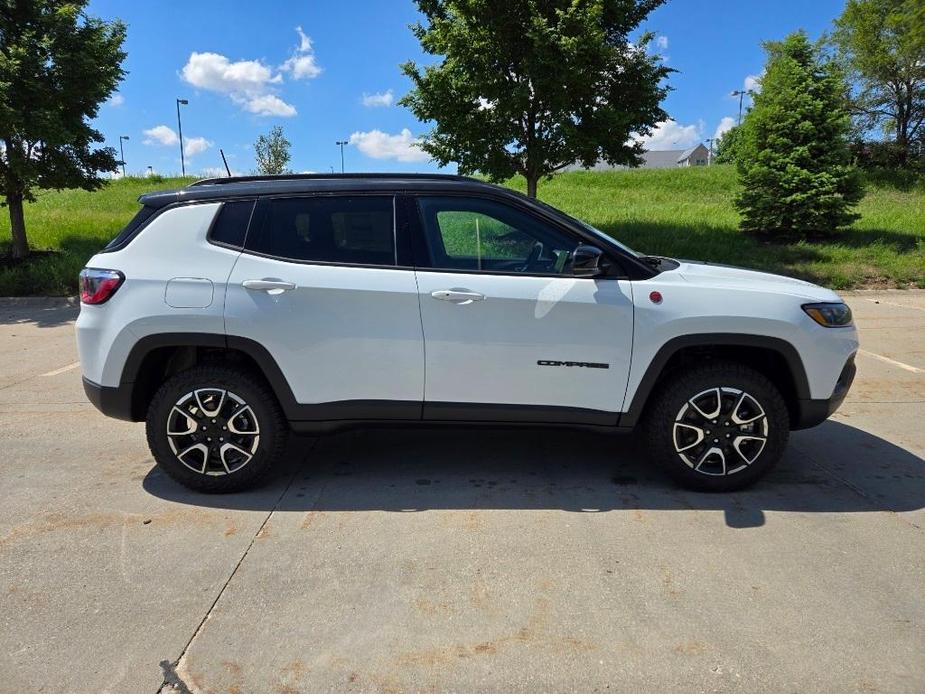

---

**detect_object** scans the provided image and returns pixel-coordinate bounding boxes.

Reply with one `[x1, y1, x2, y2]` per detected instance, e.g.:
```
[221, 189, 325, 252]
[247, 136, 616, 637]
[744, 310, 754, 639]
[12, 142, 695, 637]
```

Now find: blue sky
[89, 0, 848, 177]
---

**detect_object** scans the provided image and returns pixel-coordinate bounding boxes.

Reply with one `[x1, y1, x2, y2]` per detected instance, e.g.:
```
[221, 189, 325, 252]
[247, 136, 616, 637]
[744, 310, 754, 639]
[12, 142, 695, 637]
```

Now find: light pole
[335, 140, 348, 173]
[731, 89, 754, 126]
[705, 138, 713, 165]
[118, 135, 130, 177]
[176, 98, 189, 176]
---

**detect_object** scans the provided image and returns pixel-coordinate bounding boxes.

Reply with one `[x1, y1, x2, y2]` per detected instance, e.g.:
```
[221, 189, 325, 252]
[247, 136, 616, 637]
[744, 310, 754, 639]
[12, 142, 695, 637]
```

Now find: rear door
[224, 194, 424, 420]
[409, 195, 634, 423]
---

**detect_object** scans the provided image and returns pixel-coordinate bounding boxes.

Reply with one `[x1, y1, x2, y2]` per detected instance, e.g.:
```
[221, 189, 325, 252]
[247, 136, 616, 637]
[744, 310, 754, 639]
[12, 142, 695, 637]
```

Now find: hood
[675, 259, 841, 302]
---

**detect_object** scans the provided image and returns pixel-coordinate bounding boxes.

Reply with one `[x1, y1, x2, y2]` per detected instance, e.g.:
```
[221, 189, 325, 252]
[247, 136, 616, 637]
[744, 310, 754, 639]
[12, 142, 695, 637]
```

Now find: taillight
[79, 268, 124, 304]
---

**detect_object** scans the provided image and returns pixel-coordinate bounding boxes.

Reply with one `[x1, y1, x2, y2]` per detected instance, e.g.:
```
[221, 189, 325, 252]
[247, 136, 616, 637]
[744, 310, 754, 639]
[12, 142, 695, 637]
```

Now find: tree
[713, 125, 741, 164]
[831, 0, 925, 166]
[0, 1, 126, 259]
[734, 32, 864, 237]
[400, 0, 671, 198]
[254, 126, 291, 175]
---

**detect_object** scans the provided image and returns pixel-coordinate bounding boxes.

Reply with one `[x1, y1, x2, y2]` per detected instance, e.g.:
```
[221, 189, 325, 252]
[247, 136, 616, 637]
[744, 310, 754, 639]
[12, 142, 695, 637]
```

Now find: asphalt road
[0, 292, 923, 693]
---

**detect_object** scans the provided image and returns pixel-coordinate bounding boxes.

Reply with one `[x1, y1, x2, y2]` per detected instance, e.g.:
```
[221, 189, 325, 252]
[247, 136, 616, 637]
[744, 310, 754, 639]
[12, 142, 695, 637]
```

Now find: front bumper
[792, 354, 856, 430]
[83, 377, 135, 422]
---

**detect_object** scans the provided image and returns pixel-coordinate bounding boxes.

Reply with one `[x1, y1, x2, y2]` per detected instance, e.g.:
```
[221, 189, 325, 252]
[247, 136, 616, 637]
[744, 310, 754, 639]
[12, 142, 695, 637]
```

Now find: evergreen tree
[735, 32, 864, 237]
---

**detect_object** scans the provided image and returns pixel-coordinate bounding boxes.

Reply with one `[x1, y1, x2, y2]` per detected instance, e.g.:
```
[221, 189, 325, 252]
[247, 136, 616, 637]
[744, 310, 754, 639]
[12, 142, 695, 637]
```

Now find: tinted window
[247, 196, 395, 266]
[210, 200, 255, 248]
[417, 197, 579, 274]
[102, 205, 157, 251]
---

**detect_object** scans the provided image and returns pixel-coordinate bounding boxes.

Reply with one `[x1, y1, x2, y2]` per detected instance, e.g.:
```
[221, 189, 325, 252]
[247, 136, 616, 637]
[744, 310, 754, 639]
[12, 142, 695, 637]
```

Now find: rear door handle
[431, 289, 485, 304]
[242, 279, 296, 294]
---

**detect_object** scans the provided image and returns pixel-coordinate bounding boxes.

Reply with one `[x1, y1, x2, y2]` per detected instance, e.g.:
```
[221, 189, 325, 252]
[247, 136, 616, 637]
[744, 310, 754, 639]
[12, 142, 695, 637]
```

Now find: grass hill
[1, 165, 923, 295]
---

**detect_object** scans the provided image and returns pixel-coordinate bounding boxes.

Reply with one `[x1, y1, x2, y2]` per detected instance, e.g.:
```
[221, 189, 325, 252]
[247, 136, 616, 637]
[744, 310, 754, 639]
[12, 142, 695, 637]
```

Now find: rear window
[209, 200, 255, 249]
[102, 205, 157, 252]
[246, 196, 396, 266]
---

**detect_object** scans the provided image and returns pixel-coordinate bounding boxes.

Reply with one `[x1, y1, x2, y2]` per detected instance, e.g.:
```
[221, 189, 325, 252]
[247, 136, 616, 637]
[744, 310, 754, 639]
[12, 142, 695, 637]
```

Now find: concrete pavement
[0, 292, 923, 692]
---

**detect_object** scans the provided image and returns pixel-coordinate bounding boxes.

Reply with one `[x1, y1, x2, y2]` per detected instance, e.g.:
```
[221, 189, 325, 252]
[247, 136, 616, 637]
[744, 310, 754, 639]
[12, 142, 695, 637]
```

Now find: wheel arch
[118, 333, 299, 421]
[620, 334, 810, 430]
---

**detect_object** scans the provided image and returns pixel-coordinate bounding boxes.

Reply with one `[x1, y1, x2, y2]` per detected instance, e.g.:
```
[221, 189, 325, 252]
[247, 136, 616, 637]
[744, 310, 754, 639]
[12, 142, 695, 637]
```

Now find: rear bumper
[82, 377, 135, 422]
[792, 354, 856, 430]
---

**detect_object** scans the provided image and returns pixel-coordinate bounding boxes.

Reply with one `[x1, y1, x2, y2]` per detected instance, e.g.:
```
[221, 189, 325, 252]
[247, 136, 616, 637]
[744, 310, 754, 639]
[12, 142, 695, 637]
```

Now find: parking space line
[40, 362, 79, 377]
[857, 349, 925, 374]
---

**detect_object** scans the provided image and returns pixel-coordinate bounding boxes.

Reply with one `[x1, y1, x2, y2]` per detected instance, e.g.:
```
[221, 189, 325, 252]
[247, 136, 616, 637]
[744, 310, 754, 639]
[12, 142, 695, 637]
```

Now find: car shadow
[142, 420, 925, 529]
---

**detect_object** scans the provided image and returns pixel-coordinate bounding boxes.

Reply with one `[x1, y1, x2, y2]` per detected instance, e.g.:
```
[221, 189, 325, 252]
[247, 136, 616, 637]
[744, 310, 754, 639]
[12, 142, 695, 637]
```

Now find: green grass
[1, 166, 923, 295]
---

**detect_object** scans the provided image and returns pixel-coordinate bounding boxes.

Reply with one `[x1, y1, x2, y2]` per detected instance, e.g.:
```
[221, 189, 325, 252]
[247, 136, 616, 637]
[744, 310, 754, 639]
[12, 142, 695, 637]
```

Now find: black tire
[642, 361, 789, 492]
[146, 365, 287, 493]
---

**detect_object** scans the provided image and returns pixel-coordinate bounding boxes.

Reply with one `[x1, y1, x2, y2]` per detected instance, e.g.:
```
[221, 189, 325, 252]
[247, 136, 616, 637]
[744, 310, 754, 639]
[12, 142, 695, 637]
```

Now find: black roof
[137, 173, 507, 209]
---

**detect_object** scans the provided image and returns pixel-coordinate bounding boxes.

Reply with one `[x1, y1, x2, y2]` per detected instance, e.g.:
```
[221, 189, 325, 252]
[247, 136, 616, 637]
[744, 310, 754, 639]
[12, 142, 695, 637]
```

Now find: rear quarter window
[209, 200, 256, 249]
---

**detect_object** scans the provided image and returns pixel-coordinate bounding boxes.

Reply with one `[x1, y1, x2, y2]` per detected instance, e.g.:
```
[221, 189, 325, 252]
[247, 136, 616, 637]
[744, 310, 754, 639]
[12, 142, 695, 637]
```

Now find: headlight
[802, 302, 853, 327]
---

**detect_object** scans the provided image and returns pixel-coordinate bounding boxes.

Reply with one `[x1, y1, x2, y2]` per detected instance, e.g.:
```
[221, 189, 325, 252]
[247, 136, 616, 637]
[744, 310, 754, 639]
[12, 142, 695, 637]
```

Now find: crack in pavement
[154, 440, 316, 693]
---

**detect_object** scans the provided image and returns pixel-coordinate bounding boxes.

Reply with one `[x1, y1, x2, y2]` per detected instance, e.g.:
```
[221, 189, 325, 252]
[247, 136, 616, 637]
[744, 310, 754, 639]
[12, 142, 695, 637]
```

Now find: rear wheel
[643, 361, 789, 492]
[146, 366, 287, 492]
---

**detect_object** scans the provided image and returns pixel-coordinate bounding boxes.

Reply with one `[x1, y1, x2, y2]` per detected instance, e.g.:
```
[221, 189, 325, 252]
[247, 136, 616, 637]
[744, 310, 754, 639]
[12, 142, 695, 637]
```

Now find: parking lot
[0, 291, 923, 693]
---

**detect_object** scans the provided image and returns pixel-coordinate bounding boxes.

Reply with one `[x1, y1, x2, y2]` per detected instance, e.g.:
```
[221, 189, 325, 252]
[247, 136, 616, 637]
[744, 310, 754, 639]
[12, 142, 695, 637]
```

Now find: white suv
[76, 174, 858, 493]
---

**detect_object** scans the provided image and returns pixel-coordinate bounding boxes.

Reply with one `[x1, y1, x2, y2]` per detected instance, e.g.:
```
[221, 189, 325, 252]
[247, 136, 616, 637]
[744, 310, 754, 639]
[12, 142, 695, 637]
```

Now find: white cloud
[244, 94, 297, 117]
[477, 97, 494, 111]
[181, 52, 281, 95]
[295, 25, 312, 53]
[281, 54, 322, 80]
[280, 26, 322, 80]
[184, 136, 213, 156]
[143, 125, 179, 147]
[143, 125, 212, 158]
[180, 50, 296, 117]
[107, 93, 124, 107]
[655, 35, 668, 50]
[744, 74, 762, 93]
[713, 116, 736, 140]
[362, 89, 394, 108]
[637, 119, 703, 150]
[349, 128, 429, 163]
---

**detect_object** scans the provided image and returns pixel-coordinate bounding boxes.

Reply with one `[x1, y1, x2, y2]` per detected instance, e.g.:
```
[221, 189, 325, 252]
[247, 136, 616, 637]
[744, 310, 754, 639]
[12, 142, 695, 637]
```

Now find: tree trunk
[7, 192, 29, 259]
[526, 175, 538, 198]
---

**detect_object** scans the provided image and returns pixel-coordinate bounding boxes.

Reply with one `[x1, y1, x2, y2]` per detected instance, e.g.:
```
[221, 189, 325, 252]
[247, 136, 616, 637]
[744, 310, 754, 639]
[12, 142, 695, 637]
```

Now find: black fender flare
[618, 333, 810, 428]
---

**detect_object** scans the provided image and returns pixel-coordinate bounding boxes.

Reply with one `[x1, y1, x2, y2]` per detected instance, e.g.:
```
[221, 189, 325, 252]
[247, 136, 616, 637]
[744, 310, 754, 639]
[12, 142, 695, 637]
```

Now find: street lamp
[705, 137, 713, 166]
[118, 135, 130, 177]
[176, 98, 189, 176]
[730, 89, 755, 126]
[335, 140, 348, 173]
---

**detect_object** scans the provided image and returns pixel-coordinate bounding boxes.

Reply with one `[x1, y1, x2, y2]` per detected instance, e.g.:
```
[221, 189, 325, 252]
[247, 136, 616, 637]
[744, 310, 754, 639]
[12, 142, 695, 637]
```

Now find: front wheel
[642, 361, 789, 492]
[146, 365, 287, 493]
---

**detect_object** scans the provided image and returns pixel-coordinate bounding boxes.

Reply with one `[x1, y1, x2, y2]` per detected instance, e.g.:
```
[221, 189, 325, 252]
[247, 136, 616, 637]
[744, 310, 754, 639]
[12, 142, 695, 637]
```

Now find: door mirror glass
[570, 244, 604, 277]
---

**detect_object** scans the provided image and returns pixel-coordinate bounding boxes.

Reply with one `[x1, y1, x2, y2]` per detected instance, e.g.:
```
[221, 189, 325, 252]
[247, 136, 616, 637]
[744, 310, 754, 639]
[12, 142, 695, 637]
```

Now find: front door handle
[431, 289, 485, 304]
[242, 279, 296, 295]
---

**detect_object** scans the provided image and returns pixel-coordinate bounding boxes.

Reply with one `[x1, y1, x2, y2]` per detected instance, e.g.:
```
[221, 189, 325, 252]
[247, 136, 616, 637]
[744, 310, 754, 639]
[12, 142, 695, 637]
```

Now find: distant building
[564, 142, 711, 171]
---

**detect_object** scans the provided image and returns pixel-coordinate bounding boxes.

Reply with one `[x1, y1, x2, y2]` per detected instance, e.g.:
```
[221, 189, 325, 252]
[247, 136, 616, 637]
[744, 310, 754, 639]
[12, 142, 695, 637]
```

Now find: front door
[224, 194, 424, 420]
[410, 195, 634, 423]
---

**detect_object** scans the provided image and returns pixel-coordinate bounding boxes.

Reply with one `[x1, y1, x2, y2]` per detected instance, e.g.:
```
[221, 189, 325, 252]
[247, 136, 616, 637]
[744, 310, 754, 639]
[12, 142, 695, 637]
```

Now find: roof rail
[188, 172, 481, 187]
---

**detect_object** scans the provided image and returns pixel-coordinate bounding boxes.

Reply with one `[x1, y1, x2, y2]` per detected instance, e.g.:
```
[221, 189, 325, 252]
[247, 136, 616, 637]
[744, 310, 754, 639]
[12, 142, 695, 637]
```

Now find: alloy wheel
[166, 388, 260, 476]
[672, 386, 768, 476]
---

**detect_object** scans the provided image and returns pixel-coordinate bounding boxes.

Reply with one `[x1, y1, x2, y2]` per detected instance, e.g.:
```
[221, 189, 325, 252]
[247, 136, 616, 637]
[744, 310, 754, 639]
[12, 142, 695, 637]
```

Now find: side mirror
[571, 244, 604, 277]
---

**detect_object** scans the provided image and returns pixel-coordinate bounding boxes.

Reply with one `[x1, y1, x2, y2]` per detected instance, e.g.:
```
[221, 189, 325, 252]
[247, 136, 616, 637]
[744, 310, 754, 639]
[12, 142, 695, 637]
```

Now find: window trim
[407, 192, 628, 280]
[239, 192, 406, 270]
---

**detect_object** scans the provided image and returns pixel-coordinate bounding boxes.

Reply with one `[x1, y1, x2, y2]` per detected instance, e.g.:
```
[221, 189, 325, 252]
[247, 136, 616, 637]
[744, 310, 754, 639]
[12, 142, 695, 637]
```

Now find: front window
[416, 196, 579, 275]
